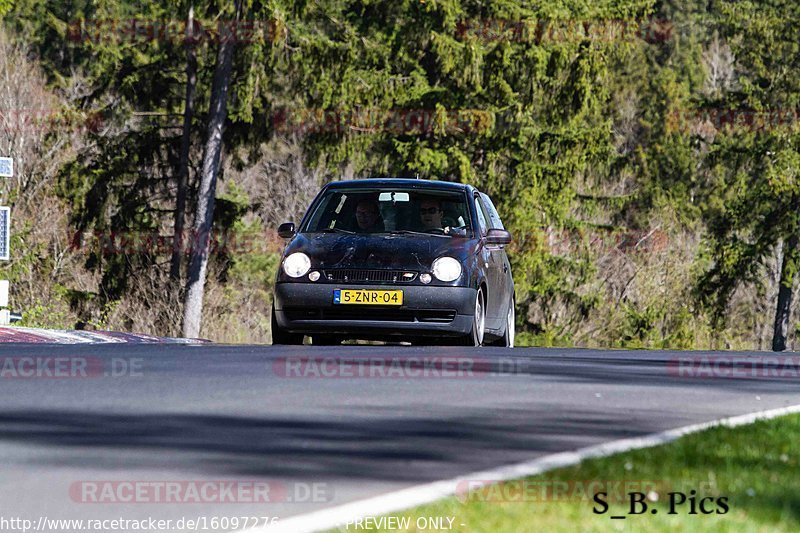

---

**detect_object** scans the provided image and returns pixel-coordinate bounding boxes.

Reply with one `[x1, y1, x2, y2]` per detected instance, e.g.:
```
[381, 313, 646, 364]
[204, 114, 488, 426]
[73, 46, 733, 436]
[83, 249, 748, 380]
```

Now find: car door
[479, 192, 512, 326]
[474, 192, 504, 331]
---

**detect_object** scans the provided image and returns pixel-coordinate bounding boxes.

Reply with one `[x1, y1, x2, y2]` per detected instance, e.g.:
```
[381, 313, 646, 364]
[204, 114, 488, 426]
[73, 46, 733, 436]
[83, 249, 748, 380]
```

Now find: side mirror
[278, 222, 296, 239]
[485, 228, 512, 245]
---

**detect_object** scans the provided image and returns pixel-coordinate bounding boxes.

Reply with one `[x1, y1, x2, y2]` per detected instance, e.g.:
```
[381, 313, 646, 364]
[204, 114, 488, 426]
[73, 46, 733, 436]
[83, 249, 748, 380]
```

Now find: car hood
[284, 233, 477, 271]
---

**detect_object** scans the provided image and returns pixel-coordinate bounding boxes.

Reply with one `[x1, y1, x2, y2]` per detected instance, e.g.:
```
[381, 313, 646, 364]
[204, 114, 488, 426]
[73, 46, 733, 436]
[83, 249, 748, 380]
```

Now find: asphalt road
[0, 344, 798, 531]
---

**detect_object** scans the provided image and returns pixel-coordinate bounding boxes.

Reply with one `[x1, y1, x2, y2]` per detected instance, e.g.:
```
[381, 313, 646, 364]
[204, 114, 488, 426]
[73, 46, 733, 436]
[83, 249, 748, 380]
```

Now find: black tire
[271, 305, 304, 345]
[312, 335, 340, 346]
[459, 288, 486, 346]
[490, 297, 515, 347]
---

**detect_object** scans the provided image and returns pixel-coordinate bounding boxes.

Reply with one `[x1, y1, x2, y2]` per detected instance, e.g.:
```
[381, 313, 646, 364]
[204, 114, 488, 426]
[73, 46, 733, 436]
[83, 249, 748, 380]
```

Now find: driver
[418, 198, 444, 230]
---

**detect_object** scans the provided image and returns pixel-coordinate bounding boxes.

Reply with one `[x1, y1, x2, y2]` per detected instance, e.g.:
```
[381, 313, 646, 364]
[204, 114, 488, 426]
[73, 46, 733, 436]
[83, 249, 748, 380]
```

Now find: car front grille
[323, 269, 418, 283]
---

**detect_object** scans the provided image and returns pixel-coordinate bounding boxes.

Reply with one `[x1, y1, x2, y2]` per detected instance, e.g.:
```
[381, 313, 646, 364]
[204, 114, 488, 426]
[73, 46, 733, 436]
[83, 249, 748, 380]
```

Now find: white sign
[0, 280, 7, 308]
[0, 157, 12, 178]
[0, 207, 9, 260]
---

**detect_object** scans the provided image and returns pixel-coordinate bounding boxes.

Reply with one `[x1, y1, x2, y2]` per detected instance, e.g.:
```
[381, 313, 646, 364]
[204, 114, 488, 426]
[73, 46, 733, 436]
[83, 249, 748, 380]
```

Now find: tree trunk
[182, 0, 242, 338]
[171, 4, 198, 283]
[772, 233, 799, 351]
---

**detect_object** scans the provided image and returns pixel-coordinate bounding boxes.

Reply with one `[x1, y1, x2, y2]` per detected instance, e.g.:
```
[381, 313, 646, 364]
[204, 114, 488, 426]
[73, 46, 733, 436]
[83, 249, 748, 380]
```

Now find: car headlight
[432, 257, 462, 282]
[283, 252, 311, 278]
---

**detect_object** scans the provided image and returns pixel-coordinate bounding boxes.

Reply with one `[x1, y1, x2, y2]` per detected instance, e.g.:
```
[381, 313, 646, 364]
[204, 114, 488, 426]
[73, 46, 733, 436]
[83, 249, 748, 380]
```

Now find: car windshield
[302, 187, 472, 237]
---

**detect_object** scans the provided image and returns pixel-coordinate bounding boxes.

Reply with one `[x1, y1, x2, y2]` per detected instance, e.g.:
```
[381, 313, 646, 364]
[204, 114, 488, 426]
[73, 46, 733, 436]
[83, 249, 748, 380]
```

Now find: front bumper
[273, 282, 477, 338]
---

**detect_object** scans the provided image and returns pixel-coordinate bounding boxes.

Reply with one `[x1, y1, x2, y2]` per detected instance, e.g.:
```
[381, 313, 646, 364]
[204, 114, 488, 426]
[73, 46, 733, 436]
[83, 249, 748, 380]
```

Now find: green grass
[332, 414, 800, 532]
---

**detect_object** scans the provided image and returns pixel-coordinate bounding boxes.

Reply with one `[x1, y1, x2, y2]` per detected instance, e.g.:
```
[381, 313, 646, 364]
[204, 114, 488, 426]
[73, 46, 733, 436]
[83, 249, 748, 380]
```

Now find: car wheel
[271, 305, 304, 345]
[500, 298, 517, 348]
[461, 288, 486, 346]
[492, 298, 515, 347]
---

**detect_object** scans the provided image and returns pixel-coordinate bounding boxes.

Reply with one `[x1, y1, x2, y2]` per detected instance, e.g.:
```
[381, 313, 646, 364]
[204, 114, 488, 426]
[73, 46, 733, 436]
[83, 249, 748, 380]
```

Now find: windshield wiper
[317, 228, 356, 234]
[389, 230, 450, 237]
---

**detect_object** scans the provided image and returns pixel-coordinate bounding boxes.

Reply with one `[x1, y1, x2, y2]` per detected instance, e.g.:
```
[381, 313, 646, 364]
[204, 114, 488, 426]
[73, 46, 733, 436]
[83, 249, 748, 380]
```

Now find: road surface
[0, 344, 797, 530]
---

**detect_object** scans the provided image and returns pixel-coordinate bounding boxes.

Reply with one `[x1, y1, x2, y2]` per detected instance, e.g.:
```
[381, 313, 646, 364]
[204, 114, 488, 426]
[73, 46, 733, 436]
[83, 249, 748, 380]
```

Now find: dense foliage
[1, 0, 798, 349]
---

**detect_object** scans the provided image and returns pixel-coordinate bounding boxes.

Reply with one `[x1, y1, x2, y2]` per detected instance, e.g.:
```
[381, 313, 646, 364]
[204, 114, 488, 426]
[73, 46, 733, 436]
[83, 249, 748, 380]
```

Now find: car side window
[474, 195, 489, 236]
[479, 193, 505, 230]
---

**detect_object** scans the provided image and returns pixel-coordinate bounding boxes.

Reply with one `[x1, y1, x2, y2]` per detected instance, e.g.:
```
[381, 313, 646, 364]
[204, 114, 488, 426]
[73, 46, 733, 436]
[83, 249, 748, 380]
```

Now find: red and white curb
[0, 326, 205, 344]
[240, 403, 800, 533]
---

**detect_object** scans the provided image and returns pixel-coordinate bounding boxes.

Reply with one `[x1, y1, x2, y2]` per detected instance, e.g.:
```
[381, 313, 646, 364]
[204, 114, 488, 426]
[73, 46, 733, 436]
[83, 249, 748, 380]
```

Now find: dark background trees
[1, 0, 798, 350]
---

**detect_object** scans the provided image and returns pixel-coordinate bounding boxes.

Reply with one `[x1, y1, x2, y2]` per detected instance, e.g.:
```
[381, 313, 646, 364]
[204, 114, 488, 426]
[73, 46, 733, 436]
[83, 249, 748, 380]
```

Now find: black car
[271, 178, 515, 346]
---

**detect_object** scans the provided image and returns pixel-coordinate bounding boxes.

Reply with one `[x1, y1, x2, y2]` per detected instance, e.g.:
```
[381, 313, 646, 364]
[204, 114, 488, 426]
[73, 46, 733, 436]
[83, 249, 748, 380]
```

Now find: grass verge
[332, 413, 800, 532]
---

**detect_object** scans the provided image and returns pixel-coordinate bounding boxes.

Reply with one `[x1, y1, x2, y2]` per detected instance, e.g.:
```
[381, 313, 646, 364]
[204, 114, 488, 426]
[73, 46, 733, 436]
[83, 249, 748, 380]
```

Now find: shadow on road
[0, 408, 668, 481]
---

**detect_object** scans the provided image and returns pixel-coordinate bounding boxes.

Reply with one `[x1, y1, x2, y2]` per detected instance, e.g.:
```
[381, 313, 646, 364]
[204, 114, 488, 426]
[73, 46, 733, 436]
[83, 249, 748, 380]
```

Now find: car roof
[323, 178, 474, 192]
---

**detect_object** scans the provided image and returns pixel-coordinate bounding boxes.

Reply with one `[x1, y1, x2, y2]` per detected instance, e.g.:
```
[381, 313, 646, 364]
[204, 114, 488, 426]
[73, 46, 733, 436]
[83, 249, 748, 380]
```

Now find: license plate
[333, 289, 403, 306]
